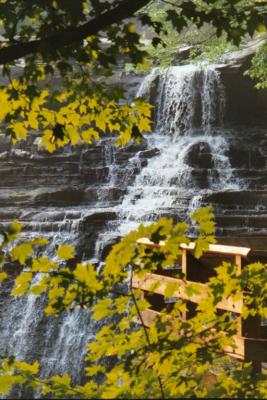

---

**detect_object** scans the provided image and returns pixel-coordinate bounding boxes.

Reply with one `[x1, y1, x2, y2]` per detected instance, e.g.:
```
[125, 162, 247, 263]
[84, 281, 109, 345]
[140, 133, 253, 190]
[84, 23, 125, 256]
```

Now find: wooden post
[182, 248, 187, 277]
[242, 316, 262, 374]
[235, 255, 242, 275]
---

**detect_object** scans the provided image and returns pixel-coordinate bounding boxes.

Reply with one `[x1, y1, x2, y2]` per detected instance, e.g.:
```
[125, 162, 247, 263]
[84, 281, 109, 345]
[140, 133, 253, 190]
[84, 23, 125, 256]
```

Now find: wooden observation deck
[132, 238, 267, 373]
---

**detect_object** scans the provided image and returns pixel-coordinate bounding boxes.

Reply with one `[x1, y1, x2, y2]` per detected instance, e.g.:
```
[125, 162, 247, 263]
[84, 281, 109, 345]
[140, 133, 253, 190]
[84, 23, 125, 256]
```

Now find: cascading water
[0, 64, 247, 387]
[116, 65, 243, 236]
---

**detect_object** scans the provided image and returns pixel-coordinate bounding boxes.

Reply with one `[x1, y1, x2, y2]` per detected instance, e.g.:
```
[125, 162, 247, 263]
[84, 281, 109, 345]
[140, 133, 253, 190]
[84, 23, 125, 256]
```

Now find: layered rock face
[0, 54, 266, 383]
[0, 133, 151, 258]
[0, 53, 266, 257]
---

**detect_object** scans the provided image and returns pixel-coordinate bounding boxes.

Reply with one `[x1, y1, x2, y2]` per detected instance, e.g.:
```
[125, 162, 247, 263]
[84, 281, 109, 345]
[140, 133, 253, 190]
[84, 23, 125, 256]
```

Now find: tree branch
[0, 0, 151, 66]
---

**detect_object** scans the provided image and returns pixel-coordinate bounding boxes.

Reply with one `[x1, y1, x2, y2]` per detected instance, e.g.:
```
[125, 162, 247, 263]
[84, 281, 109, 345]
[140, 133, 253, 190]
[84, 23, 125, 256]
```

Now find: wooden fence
[132, 238, 267, 373]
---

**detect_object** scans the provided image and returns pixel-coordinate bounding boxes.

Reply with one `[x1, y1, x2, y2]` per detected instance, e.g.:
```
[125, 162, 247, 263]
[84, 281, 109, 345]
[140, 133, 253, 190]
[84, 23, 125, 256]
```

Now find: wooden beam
[136, 238, 251, 257]
[132, 273, 243, 314]
[137, 237, 164, 248]
[181, 243, 250, 257]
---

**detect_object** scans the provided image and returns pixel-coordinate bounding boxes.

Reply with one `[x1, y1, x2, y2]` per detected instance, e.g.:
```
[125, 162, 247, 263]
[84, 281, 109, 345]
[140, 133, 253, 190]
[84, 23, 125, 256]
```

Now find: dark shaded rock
[82, 211, 117, 225]
[185, 142, 214, 169]
[138, 148, 160, 159]
[228, 145, 250, 168]
[77, 211, 118, 258]
[203, 190, 267, 207]
[190, 169, 209, 189]
[34, 188, 86, 206]
[259, 139, 267, 157]
[250, 150, 266, 169]
[220, 236, 267, 259]
[217, 40, 267, 128]
[99, 235, 121, 261]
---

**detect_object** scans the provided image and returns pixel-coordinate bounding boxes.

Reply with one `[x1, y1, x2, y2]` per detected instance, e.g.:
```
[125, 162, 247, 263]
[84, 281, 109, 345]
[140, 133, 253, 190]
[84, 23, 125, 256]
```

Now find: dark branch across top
[0, 0, 150, 65]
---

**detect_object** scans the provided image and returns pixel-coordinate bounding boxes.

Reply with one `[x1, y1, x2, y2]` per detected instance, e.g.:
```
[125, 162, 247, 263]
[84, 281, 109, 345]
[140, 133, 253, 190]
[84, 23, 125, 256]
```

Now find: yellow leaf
[32, 256, 53, 273]
[88, 98, 97, 109]
[95, 115, 106, 131]
[12, 272, 32, 296]
[12, 122, 27, 140]
[79, 104, 87, 114]
[40, 129, 56, 153]
[56, 244, 74, 260]
[14, 360, 39, 375]
[92, 298, 112, 320]
[41, 109, 55, 125]
[135, 101, 153, 117]
[51, 374, 71, 386]
[30, 284, 47, 295]
[91, 50, 98, 59]
[63, 285, 77, 306]
[66, 125, 80, 145]
[81, 128, 99, 143]
[0, 376, 25, 395]
[0, 272, 7, 281]
[11, 243, 33, 265]
[164, 282, 179, 298]
[0, 90, 9, 121]
[27, 111, 39, 129]
[138, 118, 152, 132]
[10, 220, 22, 234]
[32, 237, 48, 246]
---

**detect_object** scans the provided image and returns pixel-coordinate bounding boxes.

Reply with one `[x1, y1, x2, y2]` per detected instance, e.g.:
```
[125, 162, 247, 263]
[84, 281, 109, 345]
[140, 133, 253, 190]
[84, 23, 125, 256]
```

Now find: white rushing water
[0, 64, 246, 387]
[117, 65, 243, 235]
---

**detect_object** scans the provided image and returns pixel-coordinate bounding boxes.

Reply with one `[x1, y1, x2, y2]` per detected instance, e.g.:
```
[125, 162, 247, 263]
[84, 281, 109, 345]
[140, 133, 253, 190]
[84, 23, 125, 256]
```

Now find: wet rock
[184, 142, 214, 169]
[203, 190, 267, 207]
[138, 148, 160, 159]
[82, 211, 117, 225]
[229, 146, 250, 168]
[217, 39, 267, 128]
[190, 169, 210, 189]
[34, 188, 86, 206]
[77, 211, 118, 258]
[99, 235, 121, 261]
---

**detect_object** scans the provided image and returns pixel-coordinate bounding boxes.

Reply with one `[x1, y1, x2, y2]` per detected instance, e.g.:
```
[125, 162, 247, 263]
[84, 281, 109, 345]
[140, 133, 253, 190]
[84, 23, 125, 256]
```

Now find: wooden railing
[132, 238, 267, 373]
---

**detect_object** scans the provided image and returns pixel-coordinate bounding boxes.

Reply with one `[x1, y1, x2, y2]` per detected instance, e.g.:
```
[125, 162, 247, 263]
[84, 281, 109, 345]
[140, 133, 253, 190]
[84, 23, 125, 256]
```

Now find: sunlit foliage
[0, 209, 266, 398]
[0, 1, 267, 149]
[0, 1, 267, 398]
[245, 40, 267, 88]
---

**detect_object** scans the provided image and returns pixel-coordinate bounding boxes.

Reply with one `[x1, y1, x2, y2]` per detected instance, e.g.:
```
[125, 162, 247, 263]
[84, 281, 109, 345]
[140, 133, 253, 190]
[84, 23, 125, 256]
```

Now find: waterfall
[0, 64, 246, 387]
[117, 65, 243, 235]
